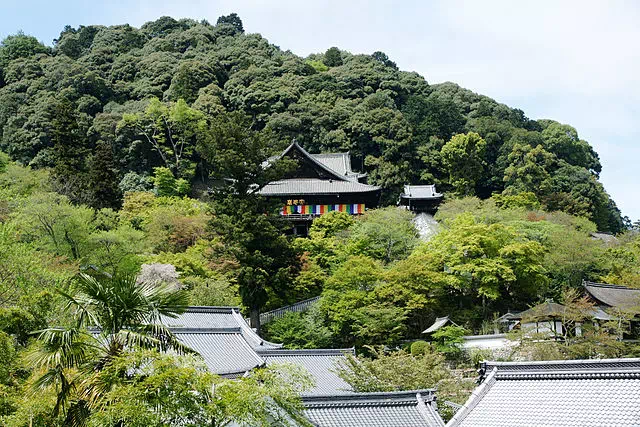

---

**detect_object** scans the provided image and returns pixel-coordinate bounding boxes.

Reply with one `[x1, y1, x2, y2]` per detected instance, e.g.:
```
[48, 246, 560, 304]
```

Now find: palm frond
[27, 328, 95, 370]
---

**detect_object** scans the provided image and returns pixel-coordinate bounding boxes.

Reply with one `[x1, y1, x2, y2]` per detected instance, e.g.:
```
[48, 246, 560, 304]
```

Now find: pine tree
[88, 140, 121, 209]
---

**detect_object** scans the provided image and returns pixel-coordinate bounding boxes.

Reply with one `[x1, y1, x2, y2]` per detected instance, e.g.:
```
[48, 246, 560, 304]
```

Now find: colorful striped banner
[281, 204, 365, 216]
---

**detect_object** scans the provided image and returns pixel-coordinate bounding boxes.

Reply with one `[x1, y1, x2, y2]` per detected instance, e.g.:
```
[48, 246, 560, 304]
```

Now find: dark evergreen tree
[88, 140, 121, 209]
[216, 13, 244, 33]
[323, 47, 343, 67]
[198, 112, 299, 331]
[50, 99, 90, 204]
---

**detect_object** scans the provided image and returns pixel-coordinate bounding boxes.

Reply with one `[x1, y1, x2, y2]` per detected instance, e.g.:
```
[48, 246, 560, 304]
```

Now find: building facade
[259, 141, 381, 234]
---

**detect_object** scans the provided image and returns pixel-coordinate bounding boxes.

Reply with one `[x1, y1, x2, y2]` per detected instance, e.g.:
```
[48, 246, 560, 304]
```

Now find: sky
[2, 0, 639, 220]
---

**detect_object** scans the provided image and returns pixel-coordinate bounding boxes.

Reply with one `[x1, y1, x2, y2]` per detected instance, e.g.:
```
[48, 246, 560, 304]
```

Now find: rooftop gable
[278, 141, 352, 182]
[447, 358, 640, 427]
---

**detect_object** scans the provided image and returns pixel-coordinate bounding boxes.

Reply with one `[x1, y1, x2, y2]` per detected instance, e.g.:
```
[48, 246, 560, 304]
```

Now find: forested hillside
[0, 14, 625, 232]
[1, 14, 639, 425]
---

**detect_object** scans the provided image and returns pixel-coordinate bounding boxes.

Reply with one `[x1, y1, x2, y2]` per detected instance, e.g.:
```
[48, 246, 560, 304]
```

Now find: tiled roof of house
[173, 328, 265, 376]
[510, 300, 613, 321]
[447, 358, 640, 427]
[303, 390, 444, 427]
[259, 178, 380, 196]
[401, 185, 443, 200]
[423, 316, 454, 334]
[584, 281, 640, 310]
[311, 153, 366, 182]
[164, 306, 354, 395]
[162, 306, 282, 350]
[258, 141, 379, 196]
[257, 348, 355, 396]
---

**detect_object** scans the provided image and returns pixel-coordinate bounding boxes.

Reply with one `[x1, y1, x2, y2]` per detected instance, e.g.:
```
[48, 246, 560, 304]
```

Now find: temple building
[398, 184, 444, 213]
[259, 141, 382, 234]
[161, 305, 445, 426]
[447, 358, 640, 427]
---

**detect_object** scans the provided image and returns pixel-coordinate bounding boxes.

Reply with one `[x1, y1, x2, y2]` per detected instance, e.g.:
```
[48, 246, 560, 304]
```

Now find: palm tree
[28, 272, 191, 426]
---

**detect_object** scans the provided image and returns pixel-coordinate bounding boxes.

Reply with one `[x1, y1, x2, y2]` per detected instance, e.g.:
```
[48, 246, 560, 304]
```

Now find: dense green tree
[198, 111, 298, 330]
[347, 207, 418, 263]
[49, 99, 91, 204]
[441, 132, 487, 196]
[87, 140, 121, 209]
[216, 13, 245, 33]
[0, 32, 49, 67]
[323, 47, 343, 67]
[118, 98, 206, 179]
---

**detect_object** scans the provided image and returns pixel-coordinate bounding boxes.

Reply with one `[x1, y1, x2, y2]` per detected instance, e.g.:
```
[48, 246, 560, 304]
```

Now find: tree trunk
[250, 307, 261, 333]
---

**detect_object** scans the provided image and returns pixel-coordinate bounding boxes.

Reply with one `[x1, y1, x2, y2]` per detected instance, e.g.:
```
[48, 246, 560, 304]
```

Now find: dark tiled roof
[304, 390, 444, 427]
[584, 281, 640, 310]
[447, 358, 640, 427]
[259, 141, 379, 196]
[257, 349, 355, 396]
[259, 178, 380, 196]
[173, 328, 264, 376]
[401, 185, 443, 200]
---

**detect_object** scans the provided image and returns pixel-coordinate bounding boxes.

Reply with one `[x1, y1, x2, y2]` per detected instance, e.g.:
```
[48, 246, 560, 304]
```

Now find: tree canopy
[0, 15, 625, 231]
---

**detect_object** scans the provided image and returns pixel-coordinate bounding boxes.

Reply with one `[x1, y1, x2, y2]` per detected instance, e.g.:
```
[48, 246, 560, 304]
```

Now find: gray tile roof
[447, 358, 640, 427]
[161, 306, 239, 329]
[259, 178, 380, 196]
[163, 306, 282, 350]
[401, 185, 443, 200]
[584, 281, 640, 310]
[303, 390, 444, 427]
[423, 316, 453, 334]
[174, 328, 264, 376]
[259, 141, 379, 196]
[311, 153, 365, 182]
[257, 349, 355, 396]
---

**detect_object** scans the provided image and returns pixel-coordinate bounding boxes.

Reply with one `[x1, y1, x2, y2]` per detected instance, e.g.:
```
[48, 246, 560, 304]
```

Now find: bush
[410, 340, 429, 356]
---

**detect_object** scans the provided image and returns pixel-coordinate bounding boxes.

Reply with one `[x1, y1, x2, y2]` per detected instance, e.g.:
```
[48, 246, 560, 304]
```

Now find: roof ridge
[284, 141, 351, 182]
[416, 392, 445, 427]
[256, 348, 355, 356]
[583, 280, 636, 290]
[184, 306, 238, 313]
[171, 327, 241, 334]
[303, 389, 436, 406]
[484, 357, 640, 372]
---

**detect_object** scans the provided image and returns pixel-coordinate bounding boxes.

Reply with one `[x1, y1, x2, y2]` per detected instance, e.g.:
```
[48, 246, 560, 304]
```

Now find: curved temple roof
[447, 358, 640, 427]
[583, 281, 640, 310]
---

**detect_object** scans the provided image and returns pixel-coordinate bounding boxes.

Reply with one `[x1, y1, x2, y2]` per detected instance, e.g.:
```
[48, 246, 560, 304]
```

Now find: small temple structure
[399, 184, 444, 213]
[259, 141, 382, 234]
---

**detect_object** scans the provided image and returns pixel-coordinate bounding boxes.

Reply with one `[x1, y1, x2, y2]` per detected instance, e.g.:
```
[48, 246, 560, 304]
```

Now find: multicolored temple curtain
[281, 204, 366, 215]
